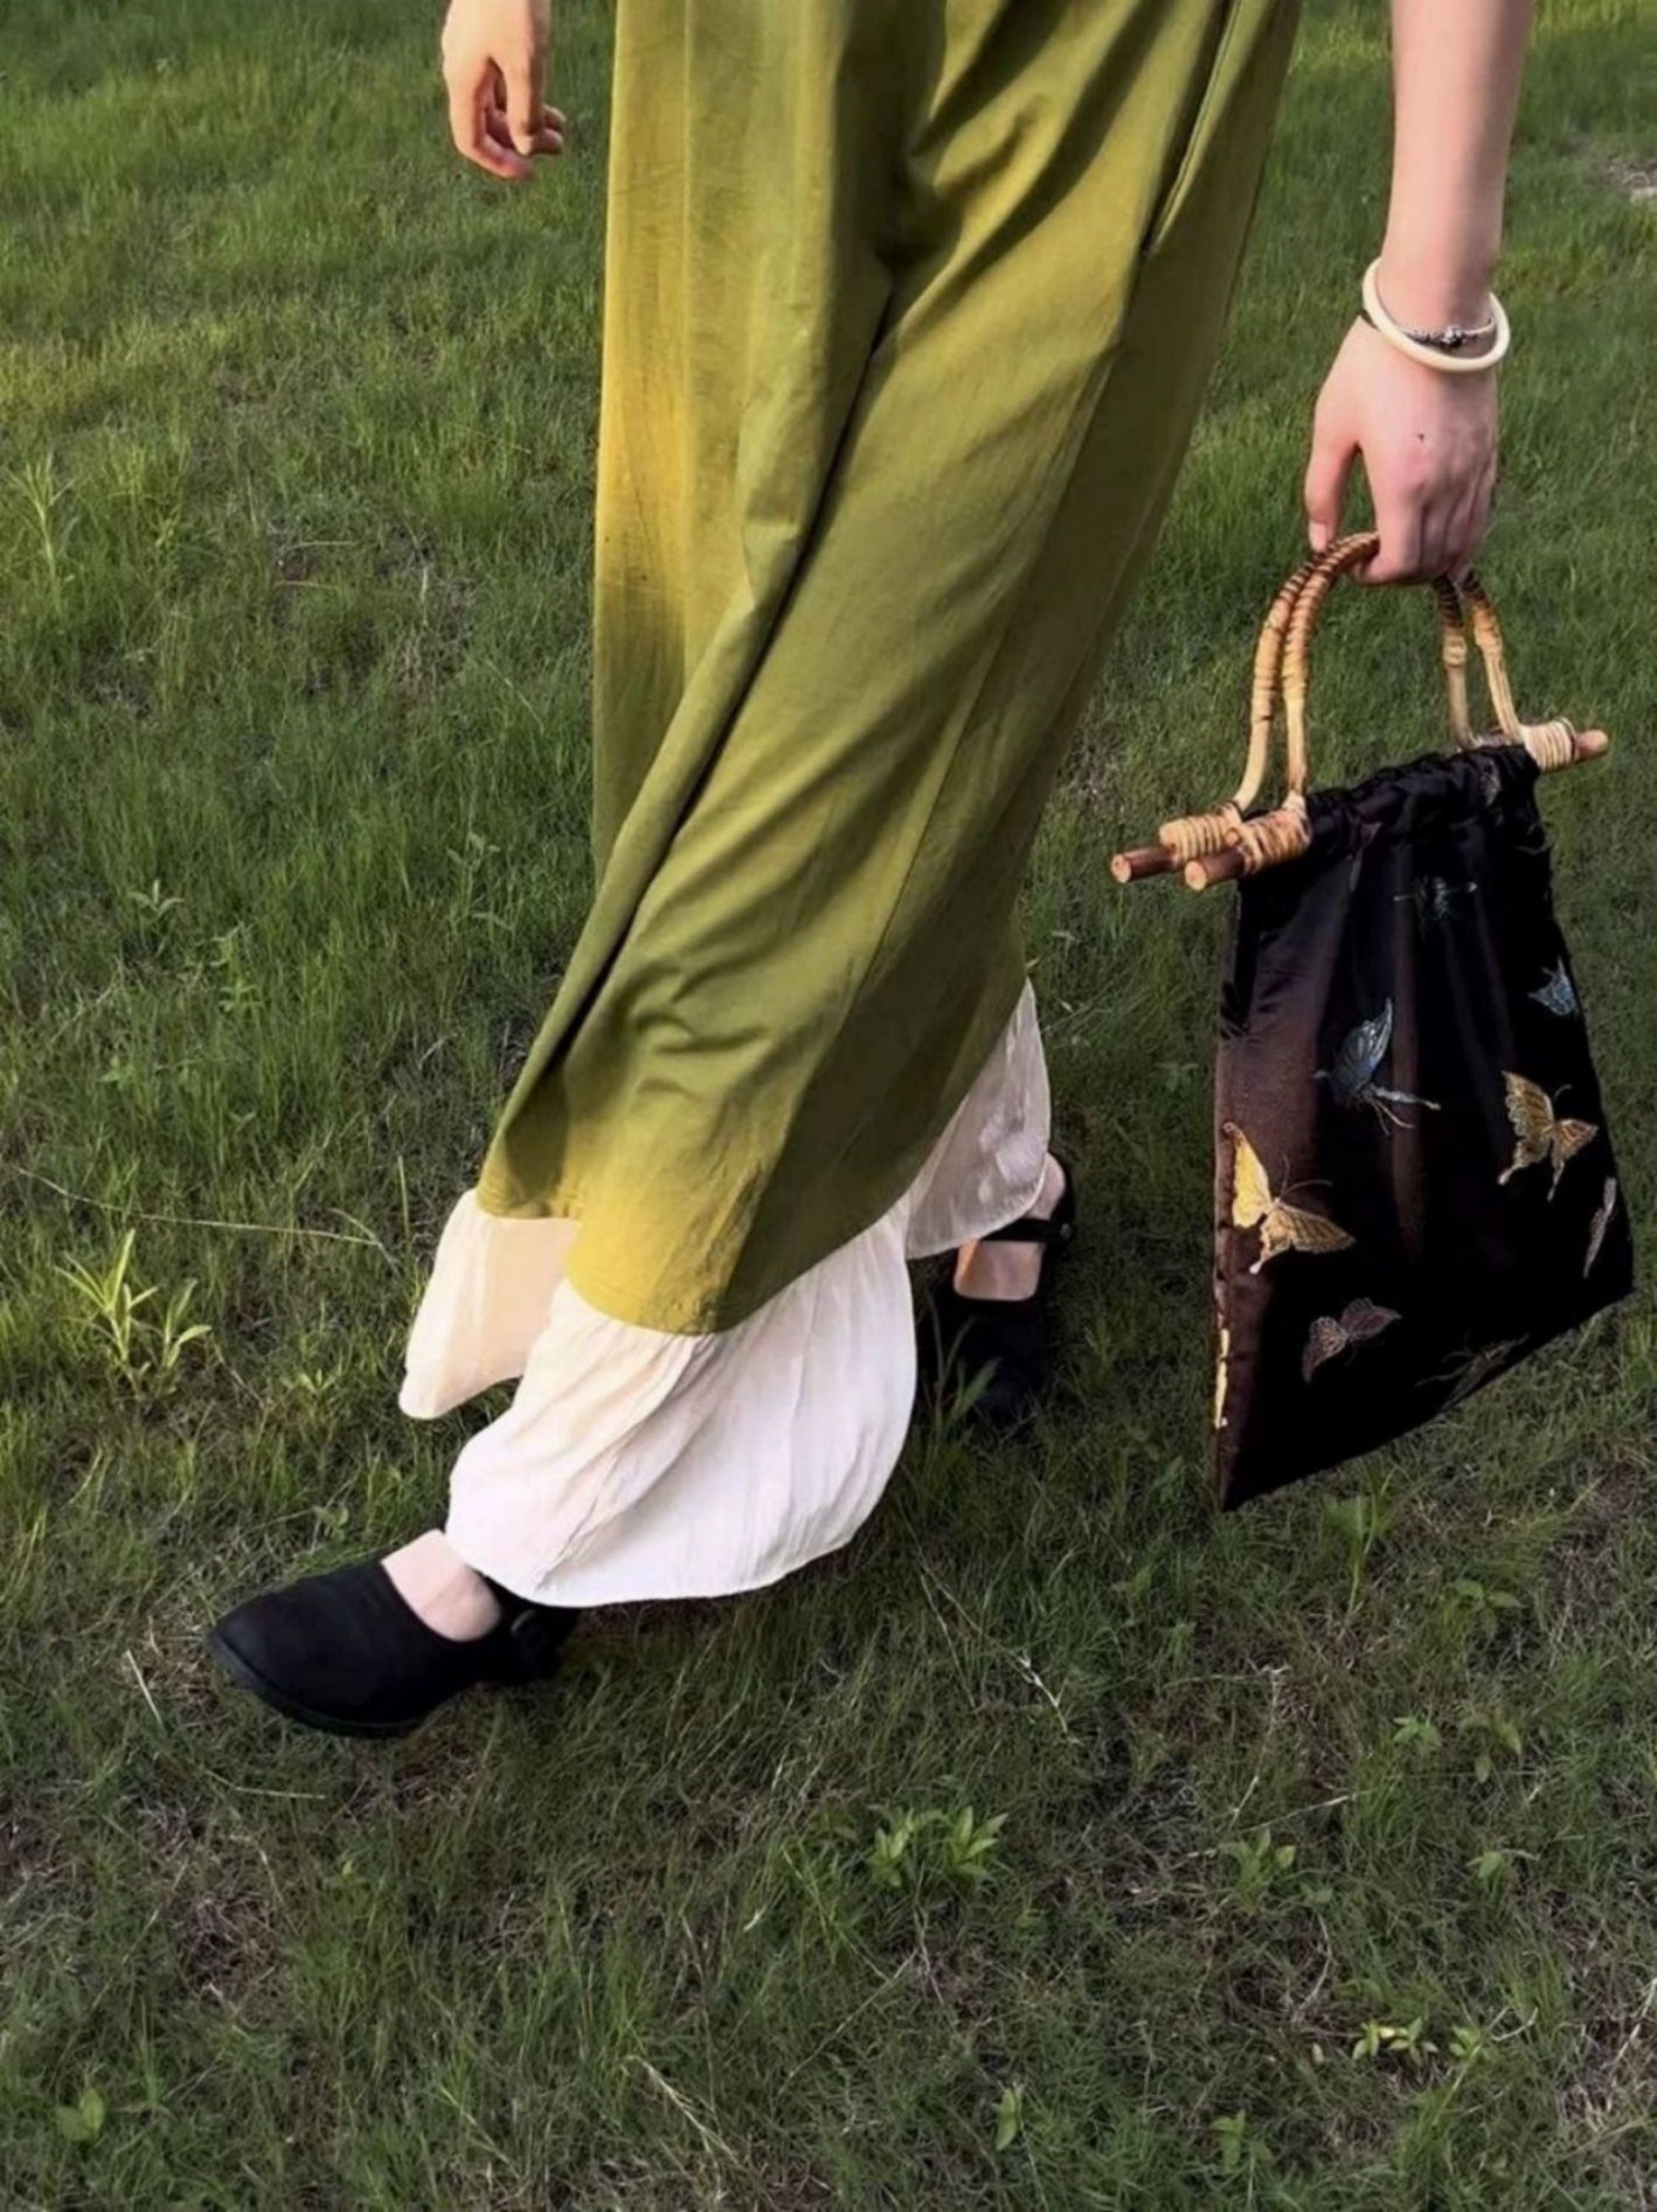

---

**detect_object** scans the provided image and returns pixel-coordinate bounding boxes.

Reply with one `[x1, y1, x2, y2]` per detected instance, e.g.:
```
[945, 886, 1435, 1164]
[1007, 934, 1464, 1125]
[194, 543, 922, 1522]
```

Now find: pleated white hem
[398, 981, 1051, 1606]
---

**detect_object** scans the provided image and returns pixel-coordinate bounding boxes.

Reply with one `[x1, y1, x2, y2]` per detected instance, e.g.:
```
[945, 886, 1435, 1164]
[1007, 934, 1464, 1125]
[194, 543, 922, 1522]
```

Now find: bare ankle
[383, 1531, 503, 1641]
[1028, 1151, 1066, 1219]
[952, 1151, 1065, 1300]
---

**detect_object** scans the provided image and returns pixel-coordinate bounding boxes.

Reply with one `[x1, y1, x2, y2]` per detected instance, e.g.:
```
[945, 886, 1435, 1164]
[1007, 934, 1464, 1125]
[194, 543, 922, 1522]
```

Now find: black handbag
[1115, 531, 1635, 1508]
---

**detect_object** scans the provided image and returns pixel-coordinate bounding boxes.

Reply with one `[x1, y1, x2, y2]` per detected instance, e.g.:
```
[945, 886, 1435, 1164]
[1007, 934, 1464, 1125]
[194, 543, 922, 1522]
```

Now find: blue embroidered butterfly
[1394, 875, 1476, 930]
[1318, 999, 1440, 1131]
[1531, 962, 1580, 1018]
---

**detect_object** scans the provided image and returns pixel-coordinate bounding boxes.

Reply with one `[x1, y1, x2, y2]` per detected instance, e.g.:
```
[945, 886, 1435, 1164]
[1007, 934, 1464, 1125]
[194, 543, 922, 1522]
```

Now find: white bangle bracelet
[1360, 258, 1511, 373]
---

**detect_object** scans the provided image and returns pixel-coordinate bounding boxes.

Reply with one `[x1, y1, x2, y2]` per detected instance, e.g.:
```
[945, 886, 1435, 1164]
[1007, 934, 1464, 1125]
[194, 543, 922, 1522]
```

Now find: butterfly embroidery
[1302, 1299, 1402, 1383]
[1225, 1124, 1355, 1276]
[1426, 1336, 1528, 1409]
[1585, 1177, 1619, 1278]
[1498, 1072, 1597, 1199]
[1530, 963, 1580, 1019]
[1318, 1000, 1440, 1130]
[1394, 876, 1475, 930]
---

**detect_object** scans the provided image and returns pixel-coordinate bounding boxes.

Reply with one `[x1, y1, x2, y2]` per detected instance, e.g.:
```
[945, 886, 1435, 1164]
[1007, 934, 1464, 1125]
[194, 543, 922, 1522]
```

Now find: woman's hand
[441, 0, 565, 181]
[1303, 315, 1499, 587]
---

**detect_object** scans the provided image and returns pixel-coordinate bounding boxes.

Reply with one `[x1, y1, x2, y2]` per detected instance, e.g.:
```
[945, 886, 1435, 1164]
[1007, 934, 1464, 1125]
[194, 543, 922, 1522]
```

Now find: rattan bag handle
[1114, 528, 1610, 891]
[1259, 534, 1490, 805]
[1279, 529, 1517, 795]
[1113, 533, 1473, 881]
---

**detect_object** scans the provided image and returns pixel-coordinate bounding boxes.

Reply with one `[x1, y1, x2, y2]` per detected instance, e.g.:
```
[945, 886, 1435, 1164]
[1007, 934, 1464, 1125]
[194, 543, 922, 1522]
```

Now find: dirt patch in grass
[136, 1797, 289, 2022]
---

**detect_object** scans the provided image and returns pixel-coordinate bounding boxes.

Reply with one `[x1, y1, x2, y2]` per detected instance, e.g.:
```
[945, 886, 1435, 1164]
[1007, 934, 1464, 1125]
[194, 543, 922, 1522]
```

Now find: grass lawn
[3, 1, 1654, 2203]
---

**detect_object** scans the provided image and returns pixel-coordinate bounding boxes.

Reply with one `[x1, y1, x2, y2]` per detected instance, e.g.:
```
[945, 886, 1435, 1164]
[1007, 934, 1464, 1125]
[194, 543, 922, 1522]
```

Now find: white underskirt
[397, 981, 1051, 1606]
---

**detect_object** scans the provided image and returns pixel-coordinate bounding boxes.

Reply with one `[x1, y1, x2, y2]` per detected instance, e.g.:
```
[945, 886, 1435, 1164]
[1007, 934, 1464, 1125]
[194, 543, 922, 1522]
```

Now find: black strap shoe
[205, 1557, 581, 1739]
[919, 1153, 1078, 1437]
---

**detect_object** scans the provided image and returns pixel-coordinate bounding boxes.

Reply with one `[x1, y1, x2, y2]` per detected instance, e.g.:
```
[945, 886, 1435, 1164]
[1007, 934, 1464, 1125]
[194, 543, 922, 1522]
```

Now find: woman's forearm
[1378, 0, 1536, 331]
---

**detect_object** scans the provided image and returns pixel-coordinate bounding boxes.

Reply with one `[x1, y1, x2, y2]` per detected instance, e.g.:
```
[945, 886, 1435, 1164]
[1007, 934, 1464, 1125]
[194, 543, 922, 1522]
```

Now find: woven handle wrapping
[1112, 529, 1610, 891]
[1279, 529, 1517, 794]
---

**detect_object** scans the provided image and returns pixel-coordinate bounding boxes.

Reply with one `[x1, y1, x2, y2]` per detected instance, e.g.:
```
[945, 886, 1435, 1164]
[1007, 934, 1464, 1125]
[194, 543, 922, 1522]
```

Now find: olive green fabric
[474, 0, 1304, 1333]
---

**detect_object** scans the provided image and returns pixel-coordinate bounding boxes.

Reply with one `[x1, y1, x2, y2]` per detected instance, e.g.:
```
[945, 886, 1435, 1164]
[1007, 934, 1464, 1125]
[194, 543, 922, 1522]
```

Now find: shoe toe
[921, 1287, 1051, 1434]
[971, 1360, 1043, 1435]
[205, 1562, 487, 1738]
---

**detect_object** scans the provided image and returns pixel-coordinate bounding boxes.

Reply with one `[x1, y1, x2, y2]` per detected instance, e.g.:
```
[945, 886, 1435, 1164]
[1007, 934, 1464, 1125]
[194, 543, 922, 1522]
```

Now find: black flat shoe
[205, 1557, 580, 1739]
[919, 1154, 1078, 1437]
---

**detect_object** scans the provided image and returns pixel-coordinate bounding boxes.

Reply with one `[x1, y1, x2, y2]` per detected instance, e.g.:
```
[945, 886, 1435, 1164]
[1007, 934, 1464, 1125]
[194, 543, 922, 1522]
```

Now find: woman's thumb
[1304, 426, 1352, 554]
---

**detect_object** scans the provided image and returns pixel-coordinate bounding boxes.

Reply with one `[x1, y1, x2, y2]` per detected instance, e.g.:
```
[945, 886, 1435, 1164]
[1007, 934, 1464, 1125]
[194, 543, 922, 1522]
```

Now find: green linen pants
[472, 0, 1304, 1335]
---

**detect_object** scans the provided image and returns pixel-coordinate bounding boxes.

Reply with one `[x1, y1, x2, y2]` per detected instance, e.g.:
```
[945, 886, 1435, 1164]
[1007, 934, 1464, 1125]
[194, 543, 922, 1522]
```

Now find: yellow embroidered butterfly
[1497, 1072, 1597, 1199]
[1225, 1124, 1355, 1276]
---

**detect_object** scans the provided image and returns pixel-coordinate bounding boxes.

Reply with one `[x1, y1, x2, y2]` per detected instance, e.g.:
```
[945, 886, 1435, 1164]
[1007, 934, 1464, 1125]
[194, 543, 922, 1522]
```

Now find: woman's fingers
[1366, 446, 1494, 585]
[440, 0, 563, 179]
[449, 72, 564, 176]
[503, 57, 546, 155]
[1438, 468, 1486, 585]
[481, 98, 564, 158]
[1457, 446, 1499, 576]
[449, 69, 531, 178]
[501, 101, 565, 153]
[1353, 473, 1425, 585]
[1358, 413, 1437, 582]
[1418, 497, 1455, 585]
[1307, 320, 1500, 586]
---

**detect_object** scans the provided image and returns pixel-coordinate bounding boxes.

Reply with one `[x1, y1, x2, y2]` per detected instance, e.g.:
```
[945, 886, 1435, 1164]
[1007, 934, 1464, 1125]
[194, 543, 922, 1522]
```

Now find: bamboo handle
[1112, 531, 1612, 892]
[1110, 843, 1185, 883]
[1234, 551, 1326, 815]
[1180, 720, 1611, 893]
[1135, 553, 1326, 874]
[1279, 531, 1523, 794]
[1132, 534, 1474, 873]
